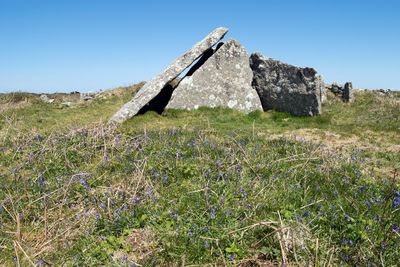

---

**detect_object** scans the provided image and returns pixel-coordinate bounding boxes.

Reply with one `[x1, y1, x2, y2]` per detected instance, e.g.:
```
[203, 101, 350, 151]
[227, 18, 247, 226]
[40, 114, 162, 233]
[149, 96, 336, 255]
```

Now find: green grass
[0, 87, 399, 266]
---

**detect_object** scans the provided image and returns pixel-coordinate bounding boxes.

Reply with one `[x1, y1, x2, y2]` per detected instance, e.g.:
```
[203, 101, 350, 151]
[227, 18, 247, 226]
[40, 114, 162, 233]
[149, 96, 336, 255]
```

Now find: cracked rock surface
[250, 52, 324, 116]
[166, 39, 262, 113]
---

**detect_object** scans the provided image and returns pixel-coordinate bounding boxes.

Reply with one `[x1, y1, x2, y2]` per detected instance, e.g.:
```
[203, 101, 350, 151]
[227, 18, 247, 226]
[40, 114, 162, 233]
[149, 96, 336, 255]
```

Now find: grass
[0, 86, 399, 266]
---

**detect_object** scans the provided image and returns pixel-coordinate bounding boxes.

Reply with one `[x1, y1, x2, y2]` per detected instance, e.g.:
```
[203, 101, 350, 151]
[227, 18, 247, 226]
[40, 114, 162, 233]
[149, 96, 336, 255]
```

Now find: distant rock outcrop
[325, 82, 354, 102]
[250, 52, 323, 116]
[40, 94, 55, 104]
[166, 39, 262, 113]
[109, 27, 228, 124]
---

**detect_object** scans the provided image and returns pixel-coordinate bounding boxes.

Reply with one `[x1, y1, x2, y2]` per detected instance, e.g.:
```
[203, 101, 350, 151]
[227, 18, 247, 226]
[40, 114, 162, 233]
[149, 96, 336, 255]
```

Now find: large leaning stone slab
[109, 27, 228, 124]
[250, 52, 323, 116]
[166, 39, 263, 113]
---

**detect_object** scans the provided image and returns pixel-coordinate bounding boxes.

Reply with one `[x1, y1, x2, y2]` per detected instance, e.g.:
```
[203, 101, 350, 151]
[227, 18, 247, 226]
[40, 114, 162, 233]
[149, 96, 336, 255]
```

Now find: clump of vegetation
[0, 88, 399, 266]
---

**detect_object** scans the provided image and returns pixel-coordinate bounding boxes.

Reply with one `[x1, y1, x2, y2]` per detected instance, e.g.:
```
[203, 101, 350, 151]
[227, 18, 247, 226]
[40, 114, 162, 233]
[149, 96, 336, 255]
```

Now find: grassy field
[0, 86, 399, 266]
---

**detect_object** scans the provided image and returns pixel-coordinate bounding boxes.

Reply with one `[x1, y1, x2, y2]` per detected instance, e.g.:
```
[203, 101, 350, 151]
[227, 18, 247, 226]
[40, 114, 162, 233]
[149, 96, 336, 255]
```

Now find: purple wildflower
[80, 178, 90, 191]
[210, 208, 215, 220]
[393, 191, 400, 209]
[121, 255, 128, 263]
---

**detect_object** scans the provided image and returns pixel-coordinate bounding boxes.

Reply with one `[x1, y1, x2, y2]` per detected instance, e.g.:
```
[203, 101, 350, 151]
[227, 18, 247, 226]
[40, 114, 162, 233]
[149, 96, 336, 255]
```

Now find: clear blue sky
[0, 0, 399, 93]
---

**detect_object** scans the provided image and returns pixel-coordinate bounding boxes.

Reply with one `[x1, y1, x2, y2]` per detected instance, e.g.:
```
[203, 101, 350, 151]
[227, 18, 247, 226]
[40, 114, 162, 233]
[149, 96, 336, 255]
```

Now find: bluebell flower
[37, 176, 46, 189]
[145, 189, 152, 197]
[345, 214, 351, 223]
[393, 191, 400, 209]
[121, 255, 128, 263]
[228, 254, 235, 261]
[210, 208, 216, 220]
[114, 208, 122, 217]
[37, 259, 45, 266]
[132, 196, 141, 204]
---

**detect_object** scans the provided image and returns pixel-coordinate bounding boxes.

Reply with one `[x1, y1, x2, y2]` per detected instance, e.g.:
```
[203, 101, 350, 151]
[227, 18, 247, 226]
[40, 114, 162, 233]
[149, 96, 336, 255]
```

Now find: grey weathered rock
[343, 82, 353, 102]
[109, 27, 228, 124]
[80, 92, 95, 101]
[250, 52, 323, 116]
[166, 39, 262, 113]
[60, 101, 72, 107]
[40, 94, 54, 104]
[325, 82, 355, 102]
[321, 82, 327, 103]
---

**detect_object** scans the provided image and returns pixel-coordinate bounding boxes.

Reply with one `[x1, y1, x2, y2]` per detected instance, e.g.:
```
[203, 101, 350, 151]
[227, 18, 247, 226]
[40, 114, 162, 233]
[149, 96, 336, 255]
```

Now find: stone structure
[250, 52, 323, 116]
[343, 82, 353, 102]
[325, 82, 354, 102]
[166, 39, 262, 113]
[80, 92, 95, 101]
[108, 27, 331, 123]
[109, 27, 228, 124]
[40, 94, 55, 104]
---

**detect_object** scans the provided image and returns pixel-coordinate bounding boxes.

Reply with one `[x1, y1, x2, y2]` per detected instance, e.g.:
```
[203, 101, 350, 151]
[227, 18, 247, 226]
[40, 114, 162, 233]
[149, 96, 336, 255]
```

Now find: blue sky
[0, 0, 399, 93]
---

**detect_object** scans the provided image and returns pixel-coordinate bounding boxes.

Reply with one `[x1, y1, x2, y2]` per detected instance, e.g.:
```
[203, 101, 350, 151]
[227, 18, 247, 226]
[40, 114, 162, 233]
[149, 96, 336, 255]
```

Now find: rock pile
[110, 27, 339, 124]
[326, 82, 354, 102]
[40, 94, 55, 104]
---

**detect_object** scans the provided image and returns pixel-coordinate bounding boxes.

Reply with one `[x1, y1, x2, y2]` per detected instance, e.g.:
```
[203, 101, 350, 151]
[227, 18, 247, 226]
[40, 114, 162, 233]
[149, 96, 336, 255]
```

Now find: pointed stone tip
[213, 27, 229, 36]
[215, 26, 229, 31]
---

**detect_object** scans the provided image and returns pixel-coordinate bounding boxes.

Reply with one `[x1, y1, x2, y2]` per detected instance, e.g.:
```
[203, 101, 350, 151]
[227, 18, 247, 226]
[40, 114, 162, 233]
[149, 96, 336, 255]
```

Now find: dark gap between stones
[137, 42, 225, 115]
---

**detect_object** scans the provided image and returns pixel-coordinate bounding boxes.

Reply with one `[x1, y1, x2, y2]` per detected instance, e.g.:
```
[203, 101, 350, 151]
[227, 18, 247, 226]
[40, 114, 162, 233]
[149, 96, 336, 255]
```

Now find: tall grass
[0, 88, 399, 266]
[0, 125, 399, 266]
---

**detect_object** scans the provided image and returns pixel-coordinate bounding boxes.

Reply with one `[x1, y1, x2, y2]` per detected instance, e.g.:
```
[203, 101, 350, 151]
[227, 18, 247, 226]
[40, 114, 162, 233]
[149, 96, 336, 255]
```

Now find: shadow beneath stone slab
[137, 44, 224, 115]
[185, 47, 215, 77]
[138, 83, 175, 115]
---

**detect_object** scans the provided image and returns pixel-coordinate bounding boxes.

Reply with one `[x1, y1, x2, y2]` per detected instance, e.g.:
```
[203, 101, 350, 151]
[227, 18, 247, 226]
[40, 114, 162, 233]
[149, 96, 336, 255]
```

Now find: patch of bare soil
[112, 227, 156, 264]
